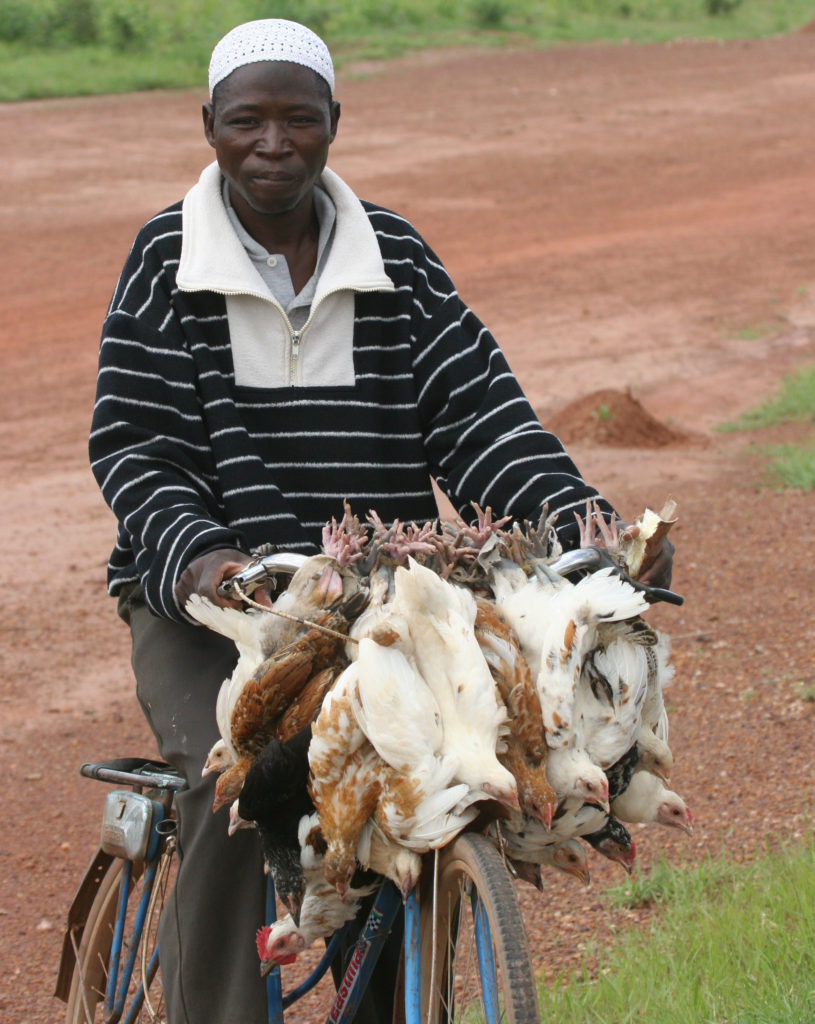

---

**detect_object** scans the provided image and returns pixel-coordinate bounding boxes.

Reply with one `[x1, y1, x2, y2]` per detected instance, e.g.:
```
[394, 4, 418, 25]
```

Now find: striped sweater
[90, 178, 612, 622]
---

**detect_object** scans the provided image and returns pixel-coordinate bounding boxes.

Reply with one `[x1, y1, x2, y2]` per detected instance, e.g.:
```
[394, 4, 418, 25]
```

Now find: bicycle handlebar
[549, 546, 683, 605]
[216, 552, 310, 600]
[216, 545, 682, 606]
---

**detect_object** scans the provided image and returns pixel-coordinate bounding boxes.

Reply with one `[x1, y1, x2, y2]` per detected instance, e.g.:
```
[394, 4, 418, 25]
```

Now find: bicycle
[55, 757, 540, 1023]
[56, 555, 546, 1024]
[57, 538, 682, 1023]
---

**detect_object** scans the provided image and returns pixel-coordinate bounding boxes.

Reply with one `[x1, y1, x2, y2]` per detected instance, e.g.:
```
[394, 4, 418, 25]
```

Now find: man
[89, 18, 671, 1023]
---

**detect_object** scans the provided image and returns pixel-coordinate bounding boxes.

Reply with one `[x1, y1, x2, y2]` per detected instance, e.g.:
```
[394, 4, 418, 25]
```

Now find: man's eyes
[228, 116, 317, 128]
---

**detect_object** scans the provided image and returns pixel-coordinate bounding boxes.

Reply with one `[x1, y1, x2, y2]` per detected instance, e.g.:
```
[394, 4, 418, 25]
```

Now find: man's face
[203, 61, 339, 225]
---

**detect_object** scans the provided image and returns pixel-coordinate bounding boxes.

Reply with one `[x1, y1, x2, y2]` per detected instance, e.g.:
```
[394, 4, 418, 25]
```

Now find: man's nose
[256, 120, 292, 155]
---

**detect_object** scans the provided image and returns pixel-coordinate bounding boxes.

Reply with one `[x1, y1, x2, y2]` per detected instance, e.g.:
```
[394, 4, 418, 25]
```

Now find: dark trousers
[119, 584, 268, 1024]
[118, 585, 401, 1024]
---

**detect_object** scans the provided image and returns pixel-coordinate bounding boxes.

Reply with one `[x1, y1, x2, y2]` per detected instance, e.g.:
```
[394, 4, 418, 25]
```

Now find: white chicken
[387, 559, 518, 811]
[611, 770, 693, 835]
[349, 636, 480, 849]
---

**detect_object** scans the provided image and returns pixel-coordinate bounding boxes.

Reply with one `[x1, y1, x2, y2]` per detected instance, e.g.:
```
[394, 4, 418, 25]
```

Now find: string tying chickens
[228, 577, 361, 645]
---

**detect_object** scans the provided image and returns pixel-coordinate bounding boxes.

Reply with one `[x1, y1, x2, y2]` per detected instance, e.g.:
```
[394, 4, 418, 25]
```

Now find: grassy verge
[2, 0, 815, 101]
[717, 364, 815, 490]
[719, 364, 815, 432]
[538, 839, 815, 1023]
[761, 442, 815, 491]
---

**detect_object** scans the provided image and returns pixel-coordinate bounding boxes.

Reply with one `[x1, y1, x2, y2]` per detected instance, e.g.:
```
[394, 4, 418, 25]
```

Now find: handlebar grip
[217, 552, 311, 599]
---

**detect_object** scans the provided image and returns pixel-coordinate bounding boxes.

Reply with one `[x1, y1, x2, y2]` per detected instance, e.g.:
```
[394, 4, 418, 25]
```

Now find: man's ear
[202, 102, 216, 148]
[329, 100, 341, 144]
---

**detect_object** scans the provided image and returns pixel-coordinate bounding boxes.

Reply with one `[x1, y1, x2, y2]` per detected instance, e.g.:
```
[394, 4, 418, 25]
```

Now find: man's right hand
[174, 547, 263, 611]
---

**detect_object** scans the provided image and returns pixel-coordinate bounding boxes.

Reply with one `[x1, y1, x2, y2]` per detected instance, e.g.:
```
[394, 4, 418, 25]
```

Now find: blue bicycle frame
[79, 777, 502, 1024]
[263, 870, 499, 1024]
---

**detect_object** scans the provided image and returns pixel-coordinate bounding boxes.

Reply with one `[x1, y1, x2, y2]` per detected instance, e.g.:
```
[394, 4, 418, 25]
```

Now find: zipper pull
[289, 330, 301, 385]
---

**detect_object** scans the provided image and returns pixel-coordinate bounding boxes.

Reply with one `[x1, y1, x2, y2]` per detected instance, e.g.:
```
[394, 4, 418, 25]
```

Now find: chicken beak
[399, 875, 418, 902]
[284, 895, 302, 929]
[571, 866, 591, 887]
[260, 954, 296, 978]
[483, 782, 520, 814]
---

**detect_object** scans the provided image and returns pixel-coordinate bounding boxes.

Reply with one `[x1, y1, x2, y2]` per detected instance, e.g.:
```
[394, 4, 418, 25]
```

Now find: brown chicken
[212, 592, 368, 812]
[275, 664, 344, 743]
[474, 596, 557, 828]
[307, 662, 390, 894]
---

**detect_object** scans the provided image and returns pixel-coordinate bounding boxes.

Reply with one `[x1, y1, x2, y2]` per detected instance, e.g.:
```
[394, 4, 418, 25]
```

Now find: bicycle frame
[265, 869, 500, 1024]
[64, 768, 508, 1024]
[105, 855, 162, 1024]
[69, 823, 501, 1024]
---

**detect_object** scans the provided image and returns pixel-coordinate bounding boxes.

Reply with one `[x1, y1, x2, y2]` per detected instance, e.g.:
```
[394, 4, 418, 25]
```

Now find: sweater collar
[176, 161, 394, 300]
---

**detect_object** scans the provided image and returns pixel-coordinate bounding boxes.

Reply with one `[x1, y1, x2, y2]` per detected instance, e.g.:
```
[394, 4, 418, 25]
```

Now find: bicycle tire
[416, 832, 541, 1024]
[64, 841, 177, 1024]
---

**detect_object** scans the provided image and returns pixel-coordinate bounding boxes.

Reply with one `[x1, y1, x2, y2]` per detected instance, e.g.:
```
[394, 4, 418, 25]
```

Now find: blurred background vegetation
[1, 0, 814, 100]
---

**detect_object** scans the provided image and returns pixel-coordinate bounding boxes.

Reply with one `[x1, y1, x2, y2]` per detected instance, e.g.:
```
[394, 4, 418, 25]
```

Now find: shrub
[705, 0, 742, 14]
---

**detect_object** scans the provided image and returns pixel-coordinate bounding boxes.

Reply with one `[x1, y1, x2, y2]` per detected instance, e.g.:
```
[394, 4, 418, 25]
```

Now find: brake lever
[548, 546, 684, 606]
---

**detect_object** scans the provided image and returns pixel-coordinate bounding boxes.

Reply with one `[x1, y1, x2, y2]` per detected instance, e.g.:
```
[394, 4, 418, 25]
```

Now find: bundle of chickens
[186, 498, 692, 971]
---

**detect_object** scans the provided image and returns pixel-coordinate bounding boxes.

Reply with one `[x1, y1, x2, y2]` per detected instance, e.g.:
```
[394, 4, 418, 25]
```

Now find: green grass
[719, 364, 815, 432]
[716, 364, 815, 489]
[538, 839, 815, 1024]
[2, 0, 815, 100]
[762, 441, 815, 491]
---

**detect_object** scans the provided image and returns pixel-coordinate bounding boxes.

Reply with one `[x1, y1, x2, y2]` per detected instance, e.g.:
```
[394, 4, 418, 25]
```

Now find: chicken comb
[256, 925, 272, 960]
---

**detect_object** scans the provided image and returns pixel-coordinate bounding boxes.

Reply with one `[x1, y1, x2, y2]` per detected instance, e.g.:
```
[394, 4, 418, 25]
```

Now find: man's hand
[635, 536, 675, 590]
[174, 547, 268, 611]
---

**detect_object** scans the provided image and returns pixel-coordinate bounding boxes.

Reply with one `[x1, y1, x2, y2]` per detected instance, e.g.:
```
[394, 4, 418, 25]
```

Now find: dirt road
[2, 32, 814, 1022]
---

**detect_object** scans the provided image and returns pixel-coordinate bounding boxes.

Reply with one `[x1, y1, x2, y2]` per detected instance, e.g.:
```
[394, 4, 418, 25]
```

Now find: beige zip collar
[176, 163, 395, 388]
[176, 162, 395, 301]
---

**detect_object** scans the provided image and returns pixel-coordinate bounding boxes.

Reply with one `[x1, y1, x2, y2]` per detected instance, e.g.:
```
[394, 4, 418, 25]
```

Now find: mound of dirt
[545, 388, 697, 448]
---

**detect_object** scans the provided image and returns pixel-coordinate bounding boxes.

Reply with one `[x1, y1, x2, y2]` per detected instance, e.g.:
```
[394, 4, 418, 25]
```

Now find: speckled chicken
[255, 812, 379, 973]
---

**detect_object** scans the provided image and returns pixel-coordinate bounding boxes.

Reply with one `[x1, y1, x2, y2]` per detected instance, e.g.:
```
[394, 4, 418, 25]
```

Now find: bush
[54, 0, 98, 44]
[470, 0, 510, 28]
[0, 0, 100, 46]
[0, 0, 56, 45]
[705, 0, 742, 14]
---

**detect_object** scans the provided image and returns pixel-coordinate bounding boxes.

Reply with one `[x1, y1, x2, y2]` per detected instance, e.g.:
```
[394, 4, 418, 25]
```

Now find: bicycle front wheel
[417, 832, 541, 1024]
[64, 839, 177, 1024]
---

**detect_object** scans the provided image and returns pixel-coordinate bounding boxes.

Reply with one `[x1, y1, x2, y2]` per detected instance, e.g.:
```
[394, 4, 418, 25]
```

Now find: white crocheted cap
[208, 19, 335, 98]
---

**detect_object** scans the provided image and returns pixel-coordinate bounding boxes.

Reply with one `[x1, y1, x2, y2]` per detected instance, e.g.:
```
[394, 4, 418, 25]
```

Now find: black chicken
[583, 815, 637, 874]
[238, 725, 315, 924]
